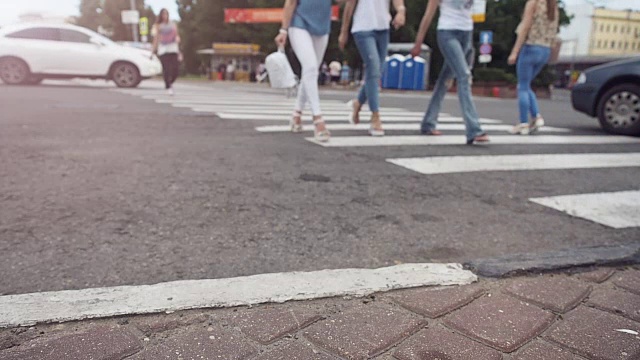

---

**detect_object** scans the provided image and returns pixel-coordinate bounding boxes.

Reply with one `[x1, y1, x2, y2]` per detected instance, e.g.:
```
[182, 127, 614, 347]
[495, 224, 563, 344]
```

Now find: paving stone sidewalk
[1, 266, 639, 360]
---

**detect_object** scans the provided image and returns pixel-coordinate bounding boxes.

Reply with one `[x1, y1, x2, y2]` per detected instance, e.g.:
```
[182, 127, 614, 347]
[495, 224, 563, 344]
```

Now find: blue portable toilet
[382, 54, 403, 89]
[400, 56, 427, 90]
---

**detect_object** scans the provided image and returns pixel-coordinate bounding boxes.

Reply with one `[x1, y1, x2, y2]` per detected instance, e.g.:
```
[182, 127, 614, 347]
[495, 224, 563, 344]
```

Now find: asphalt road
[1, 79, 638, 296]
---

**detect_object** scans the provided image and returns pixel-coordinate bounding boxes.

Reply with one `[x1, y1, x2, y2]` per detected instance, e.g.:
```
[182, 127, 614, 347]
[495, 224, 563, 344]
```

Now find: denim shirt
[290, 0, 332, 36]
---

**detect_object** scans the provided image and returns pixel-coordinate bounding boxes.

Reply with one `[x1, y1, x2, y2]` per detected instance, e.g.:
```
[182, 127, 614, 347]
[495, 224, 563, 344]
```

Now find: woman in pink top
[152, 9, 181, 95]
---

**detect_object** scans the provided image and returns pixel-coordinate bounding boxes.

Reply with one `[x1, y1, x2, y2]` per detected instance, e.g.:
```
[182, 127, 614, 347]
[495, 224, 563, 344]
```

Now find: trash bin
[382, 54, 403, 89]
[400, 56, 427, 90]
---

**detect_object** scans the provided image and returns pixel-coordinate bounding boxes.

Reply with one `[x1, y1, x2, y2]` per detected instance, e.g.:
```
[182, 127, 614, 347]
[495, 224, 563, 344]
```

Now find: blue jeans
[353, 30, 389, 113]
[516, 44, 550, 123]
[421, 30, 484, 141]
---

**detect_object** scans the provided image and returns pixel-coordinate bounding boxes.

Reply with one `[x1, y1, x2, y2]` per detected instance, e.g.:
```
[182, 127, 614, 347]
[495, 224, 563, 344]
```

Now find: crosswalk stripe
[387, 153, 640, 175]
[214, 113, 503, 124]
[256, 123, 571, 133]
[530, 190, 640, 229]
[306, 135, 639, 147]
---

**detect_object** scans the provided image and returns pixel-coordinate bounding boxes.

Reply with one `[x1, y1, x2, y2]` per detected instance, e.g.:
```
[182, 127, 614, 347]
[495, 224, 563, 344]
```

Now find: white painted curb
[0, 263, 476, 327]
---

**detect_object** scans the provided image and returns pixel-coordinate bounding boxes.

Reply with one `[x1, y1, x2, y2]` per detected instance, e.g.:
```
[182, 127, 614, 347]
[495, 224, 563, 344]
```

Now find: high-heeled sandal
[313, 117, 330, 142]
[290, 110, 303, 133]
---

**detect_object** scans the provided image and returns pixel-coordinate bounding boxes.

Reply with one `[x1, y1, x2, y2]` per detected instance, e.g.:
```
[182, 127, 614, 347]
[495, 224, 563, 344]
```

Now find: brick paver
[390, 285, 484, 318]
[304, 303, 425, 359]
[503, 275, 592, 313]
[253, 341, 337, 360]
[132, 313, 208, 335]
[512, 340, 584, 360]
[1, 326, 142, 360]
[443, 293, 556, 352]
[587, 287, 640, 322]
[393, 326, 503, 360]
[129, 325, 258, 360]
[612, 269, 640, 295]
[544, 306, 640, 360]
[576, 268, 616, 283]
[226, 306, 322, 344]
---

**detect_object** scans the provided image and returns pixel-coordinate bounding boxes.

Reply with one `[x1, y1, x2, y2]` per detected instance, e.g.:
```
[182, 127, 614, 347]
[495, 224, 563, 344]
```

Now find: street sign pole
[130, 0, 139, 43]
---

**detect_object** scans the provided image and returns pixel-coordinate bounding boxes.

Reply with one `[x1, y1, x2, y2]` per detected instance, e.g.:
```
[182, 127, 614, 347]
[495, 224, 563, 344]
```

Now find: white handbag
[265, 48, 297, 89]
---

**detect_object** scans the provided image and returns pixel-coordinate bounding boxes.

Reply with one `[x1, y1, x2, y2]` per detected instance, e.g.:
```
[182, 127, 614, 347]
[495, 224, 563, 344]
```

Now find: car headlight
[576, 73, 587, 84]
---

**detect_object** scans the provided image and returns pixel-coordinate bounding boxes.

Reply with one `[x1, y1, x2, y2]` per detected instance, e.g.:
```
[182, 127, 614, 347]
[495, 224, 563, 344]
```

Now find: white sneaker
[509, 123, 530, 135]
[529, 116, 545, 134]
[167, 88, 174, 96]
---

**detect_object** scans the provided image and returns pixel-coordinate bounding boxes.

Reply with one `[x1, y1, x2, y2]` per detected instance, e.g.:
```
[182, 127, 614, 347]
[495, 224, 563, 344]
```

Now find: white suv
[0, 23, 162, 88]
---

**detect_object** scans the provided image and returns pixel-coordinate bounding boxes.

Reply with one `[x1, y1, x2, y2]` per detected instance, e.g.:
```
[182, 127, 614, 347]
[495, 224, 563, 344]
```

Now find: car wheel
[597, 84, 640, 136]
[0, 57, 31, 85]
[112, 62, 141, 88]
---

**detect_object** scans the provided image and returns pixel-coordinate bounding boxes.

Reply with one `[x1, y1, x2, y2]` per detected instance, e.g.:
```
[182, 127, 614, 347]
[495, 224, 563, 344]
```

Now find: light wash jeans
[353, 30, 389, 113]
[289, 27, 329, 116]
[421, 30, 484, 141]
[516, 44, 550, 123]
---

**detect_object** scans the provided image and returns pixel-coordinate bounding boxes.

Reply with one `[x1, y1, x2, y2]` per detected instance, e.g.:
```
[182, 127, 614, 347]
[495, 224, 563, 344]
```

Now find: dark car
[571, 57, 640, 136]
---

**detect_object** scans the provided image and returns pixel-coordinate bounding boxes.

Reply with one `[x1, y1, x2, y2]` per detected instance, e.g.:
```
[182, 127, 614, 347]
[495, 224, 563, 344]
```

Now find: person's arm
[151, 24, 159, 54]
[508, 0, 536, 65]
[392, 0, 406, 29]
[339, 0, 356, 50]
[410, 0, 440, 57]
[275, 0, 297, 48]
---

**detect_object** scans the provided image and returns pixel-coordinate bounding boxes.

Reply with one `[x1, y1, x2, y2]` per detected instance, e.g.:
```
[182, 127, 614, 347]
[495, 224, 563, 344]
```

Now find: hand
[410, 43, 422, 58]
[508, 53, 518, 65]
[275, 32, 287, 48]
[392, 12, 406, 29]
[339, 32, 348, 50]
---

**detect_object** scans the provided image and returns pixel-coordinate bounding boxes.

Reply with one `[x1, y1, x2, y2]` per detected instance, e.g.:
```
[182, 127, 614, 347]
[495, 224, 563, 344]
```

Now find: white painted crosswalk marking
[306, 135, 638, 147]
[530, 190, 640, 228]
[387, 153, 640, 175]
[256, 124, 571, 133]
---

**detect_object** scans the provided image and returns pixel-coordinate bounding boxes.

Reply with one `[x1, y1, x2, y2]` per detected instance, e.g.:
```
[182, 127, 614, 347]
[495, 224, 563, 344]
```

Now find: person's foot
[369, 112, 385, 137]
[167, 88, 174, 96]
[421, 129, 443, 136]
[347, 99, 361, 125]
[509, 123, 530, 135]
[313, 116, 330, 142]
[290, 111, 303, 133]
[467, 133, 490, 145]
[529, 116, 545, 134]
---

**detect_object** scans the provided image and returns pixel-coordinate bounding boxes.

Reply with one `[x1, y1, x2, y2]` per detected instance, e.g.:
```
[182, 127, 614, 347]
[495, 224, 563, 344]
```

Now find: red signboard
[225, 6, 340, 24]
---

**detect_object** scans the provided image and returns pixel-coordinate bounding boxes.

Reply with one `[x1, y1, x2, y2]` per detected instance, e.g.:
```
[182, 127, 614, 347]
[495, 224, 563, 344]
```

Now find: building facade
[559, 4, 640, 57]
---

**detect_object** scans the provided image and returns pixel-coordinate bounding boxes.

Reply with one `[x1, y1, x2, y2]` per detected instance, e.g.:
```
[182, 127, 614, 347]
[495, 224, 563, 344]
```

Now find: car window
[5, 28, 59, 41]
[59, 29, 91, 44]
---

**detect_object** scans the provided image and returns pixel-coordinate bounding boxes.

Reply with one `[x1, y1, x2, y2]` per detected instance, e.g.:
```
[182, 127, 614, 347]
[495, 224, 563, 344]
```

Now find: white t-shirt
[329, 61, 342, 76]
[351, 0, 392, 33]
[438, 0, 474, 31]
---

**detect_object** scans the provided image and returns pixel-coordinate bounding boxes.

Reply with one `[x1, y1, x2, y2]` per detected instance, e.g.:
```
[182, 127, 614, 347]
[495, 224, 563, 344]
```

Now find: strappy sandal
[313, 117, 330, 142]
[290, 110, 303, 133]
[369, 112, 385, 137]
[466, 133, 490, 145]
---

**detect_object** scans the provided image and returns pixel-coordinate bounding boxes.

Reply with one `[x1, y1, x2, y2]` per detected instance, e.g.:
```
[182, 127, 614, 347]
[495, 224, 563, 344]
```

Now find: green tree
[76, 0, 156, 41]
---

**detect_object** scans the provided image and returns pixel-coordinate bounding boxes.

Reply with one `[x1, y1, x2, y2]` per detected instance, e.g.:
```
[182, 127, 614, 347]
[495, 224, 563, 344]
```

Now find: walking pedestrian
[340, 0, 406, 137]
[411, 0, 489, 144]
[152, 8, 180, 96]
[340, 60, 351, 85]
[508, 0, 559, 135]
[329, 60, 342, 84]
[275, 0, 340, 142]
[226, 61, 236, 81]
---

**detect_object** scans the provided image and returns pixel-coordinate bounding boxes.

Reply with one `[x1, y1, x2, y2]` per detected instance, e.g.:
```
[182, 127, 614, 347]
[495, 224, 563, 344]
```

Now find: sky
[0, 0, 638, 26]
[0, 0, 180, 26]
